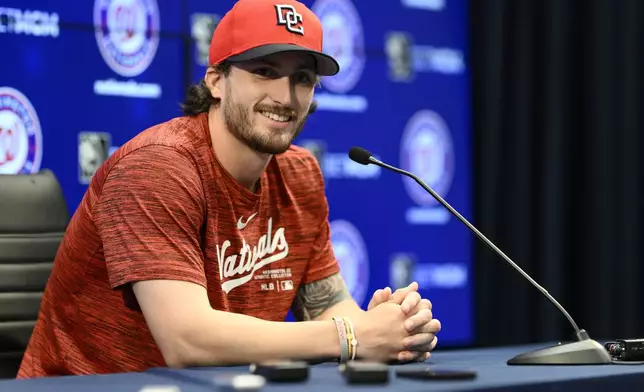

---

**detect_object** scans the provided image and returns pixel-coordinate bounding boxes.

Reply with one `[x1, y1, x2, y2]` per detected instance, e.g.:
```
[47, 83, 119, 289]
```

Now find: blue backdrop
[0, 0, 472, 346]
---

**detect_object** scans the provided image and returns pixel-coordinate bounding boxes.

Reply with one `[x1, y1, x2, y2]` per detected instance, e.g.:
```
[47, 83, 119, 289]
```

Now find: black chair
[0, 170, 69, 378]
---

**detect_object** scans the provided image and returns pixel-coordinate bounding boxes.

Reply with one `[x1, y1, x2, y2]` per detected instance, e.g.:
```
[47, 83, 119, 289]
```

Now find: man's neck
[208, 107, 271, 192]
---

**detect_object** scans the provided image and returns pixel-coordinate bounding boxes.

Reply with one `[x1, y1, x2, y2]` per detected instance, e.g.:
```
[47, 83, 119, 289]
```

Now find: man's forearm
[172, 309, 340, 367]
[313, 299, 365, 321]
[291, 272, 364, 322]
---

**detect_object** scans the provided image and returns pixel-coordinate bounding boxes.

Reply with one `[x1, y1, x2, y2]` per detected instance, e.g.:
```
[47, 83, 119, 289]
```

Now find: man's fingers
[367, 287, 393, 310]
[397, 297, 433, 319]
[418, 336, 438, 353]
[404, 318, 441, 349]
[411, 298, 432, 314]
[421, 318, 442, 335]
[412, 318, 441, 336]
[367, 289, 383, 310]
[390, 281, 419, 304]
[397, 350, 432, 363]
[397, 350, 428, 363]
[399, 337, 438, 364]
[401, 291, 422, 314]
[403, 332, 436, 350]
[404, 309, 434, 332]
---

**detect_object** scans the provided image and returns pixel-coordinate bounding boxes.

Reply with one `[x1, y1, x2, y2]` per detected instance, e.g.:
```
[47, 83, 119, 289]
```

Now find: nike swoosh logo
[237, 212, 258, 230]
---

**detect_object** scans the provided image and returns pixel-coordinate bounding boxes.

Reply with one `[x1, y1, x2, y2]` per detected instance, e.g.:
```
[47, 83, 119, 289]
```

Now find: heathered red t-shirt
[17, 112, 340, 378]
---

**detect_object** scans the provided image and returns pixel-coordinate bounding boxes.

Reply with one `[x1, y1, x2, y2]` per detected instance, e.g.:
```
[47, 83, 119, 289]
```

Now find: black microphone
[348, 146, 611, 365]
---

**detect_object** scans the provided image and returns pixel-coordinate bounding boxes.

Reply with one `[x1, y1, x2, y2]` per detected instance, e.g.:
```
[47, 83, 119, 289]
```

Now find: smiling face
[207, 51, 318, 155]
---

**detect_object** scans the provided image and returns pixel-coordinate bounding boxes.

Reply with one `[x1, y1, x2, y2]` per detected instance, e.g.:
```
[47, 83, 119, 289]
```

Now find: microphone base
[507, 339, 612, 365]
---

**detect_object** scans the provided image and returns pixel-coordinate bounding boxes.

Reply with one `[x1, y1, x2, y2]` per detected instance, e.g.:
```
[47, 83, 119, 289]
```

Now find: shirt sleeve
[93, 145, 207, 290]
[301, 155, 341, 284]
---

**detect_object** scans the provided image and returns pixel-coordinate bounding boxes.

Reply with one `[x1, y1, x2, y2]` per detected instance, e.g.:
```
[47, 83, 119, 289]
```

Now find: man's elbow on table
[131, 279, 220, 368]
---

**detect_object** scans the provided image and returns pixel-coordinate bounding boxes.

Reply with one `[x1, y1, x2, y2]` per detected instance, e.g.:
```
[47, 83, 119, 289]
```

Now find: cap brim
[225, 44, 340, 76]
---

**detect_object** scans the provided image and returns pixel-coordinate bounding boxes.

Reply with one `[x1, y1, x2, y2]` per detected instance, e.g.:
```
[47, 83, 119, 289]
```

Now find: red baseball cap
[208, 0, 339, 76]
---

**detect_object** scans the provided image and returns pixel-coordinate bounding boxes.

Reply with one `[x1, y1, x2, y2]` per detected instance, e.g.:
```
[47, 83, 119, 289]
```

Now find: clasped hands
[367, 282, 441, 363]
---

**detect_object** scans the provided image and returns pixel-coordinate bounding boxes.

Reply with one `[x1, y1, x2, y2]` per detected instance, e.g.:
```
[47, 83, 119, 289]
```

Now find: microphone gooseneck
[348, 146, 583, 338]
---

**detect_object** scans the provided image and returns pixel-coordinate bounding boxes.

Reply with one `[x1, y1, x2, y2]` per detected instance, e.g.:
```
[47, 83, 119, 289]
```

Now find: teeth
[260, 111, 291, 122]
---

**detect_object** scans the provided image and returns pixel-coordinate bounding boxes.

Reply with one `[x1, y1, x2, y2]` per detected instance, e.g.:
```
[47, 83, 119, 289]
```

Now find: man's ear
[204, 67, 224, 100]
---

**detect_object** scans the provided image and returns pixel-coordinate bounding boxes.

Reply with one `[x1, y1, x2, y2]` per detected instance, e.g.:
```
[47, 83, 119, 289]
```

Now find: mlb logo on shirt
[280, 280, 294, 291]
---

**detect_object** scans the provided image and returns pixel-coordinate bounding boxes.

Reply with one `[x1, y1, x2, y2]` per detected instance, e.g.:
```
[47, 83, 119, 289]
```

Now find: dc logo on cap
[330, 220, 369, 307]
[0, 87, 43, 175]
[312, 0, 365, 94]
[275, 5, 304, 35]
[94, 0, 160, 77]
[400, 110, 454, 206]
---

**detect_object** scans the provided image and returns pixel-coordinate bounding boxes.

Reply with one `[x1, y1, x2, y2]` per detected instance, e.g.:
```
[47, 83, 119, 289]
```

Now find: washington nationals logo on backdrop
[191, 13, 220, 67]
[330, 220, 369, 307]
[94, 0, 160, 77]
[389, 253, 416, 290]
[0, 87, 43, 174]
[297, 139, 327, 184]
[78, 132, 111, 184]
[311, 0, 365, 94]
[385, 31, 413, 82]
[400, 110, 454, 207]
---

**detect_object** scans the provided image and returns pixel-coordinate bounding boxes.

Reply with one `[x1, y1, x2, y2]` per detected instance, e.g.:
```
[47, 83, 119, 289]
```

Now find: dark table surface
[3, 343, 643, 391]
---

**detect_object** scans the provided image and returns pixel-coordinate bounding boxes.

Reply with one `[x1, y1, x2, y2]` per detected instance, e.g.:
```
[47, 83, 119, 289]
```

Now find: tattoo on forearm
[291, 273, 352, 321]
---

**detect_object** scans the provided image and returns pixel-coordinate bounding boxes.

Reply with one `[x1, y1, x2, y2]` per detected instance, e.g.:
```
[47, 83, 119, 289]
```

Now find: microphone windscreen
[348, 146, 372, 165]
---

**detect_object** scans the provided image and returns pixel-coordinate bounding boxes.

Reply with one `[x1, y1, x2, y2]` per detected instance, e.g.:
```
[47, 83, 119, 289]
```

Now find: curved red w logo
[115, 4, 138, 41]
[0, 123, 18, 165]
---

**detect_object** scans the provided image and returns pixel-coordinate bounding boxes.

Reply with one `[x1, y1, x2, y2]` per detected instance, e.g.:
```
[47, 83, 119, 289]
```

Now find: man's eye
[296, 73, 314, 85]
[253, 68, 274, 77]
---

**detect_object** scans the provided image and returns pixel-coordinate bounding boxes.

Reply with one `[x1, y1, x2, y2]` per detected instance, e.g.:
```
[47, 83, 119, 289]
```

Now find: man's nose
[268, 77, 297, 108]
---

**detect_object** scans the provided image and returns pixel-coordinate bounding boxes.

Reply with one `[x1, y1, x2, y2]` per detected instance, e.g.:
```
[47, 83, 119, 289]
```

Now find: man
[18, 0, 440, 378]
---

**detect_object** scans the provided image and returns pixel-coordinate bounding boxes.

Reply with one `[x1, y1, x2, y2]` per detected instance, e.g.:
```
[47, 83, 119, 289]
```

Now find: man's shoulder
[88, 114, 209, 193]
[268, 145, 326, 204]
[119, 114, 206, 156]
[100, 114, 209, 173]
[274, 144, 323, 177]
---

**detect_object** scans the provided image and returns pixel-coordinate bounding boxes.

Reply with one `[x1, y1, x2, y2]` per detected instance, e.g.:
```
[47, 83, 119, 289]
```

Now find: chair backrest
[0, 170, 69, 377]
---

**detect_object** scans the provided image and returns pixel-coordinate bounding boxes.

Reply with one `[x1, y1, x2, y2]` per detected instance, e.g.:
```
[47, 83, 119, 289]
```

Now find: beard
[222, 85, 308, 155]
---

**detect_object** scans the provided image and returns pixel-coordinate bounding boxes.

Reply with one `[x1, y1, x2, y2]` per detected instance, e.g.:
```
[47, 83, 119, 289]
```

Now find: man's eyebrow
[257, 59, 277, 67]
[255, 59, 315, 73]
[297, 64, 315, 73]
